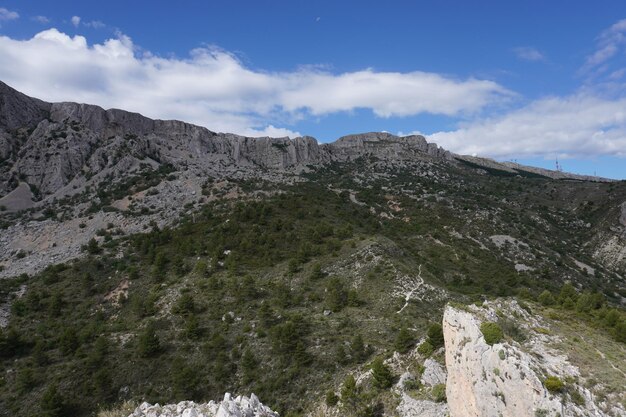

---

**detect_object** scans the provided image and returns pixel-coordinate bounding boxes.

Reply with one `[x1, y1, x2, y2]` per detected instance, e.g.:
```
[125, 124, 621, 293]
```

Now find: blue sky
[1, 1, 626, 178]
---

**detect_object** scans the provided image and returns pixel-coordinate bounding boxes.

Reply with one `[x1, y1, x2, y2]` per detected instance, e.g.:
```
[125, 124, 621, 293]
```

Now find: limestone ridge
[0, 80, 451, 200]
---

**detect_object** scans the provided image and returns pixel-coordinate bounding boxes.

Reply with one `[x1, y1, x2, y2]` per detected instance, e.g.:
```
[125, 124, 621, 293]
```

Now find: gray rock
[420, 358, 446, 387]
[128, 393, 278, 417]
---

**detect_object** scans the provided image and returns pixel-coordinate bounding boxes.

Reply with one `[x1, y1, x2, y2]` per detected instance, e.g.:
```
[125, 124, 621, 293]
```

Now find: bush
[538, 290, 555, 306]
[569, 390, 585, 406]
[417, 341, 434, 357]
[480, 322, 503, 345]
[544, 376, 564, 393]
[326, 277, 347, 312]
[41, 384, 66, 417]
[137, 321, 161, 357]
[498, 317, 526, 343]
[394, 327, 415, 353]
[340, 375, 359, 410]
[613, 320, 626, 343]
[325, 391, 339, 407]
[432, 383, 446, 402]
[371, 357, 394, 389]
[173, 293, 195, 315]
[403, 378, 420, 390]
[427, 323, 444, 348]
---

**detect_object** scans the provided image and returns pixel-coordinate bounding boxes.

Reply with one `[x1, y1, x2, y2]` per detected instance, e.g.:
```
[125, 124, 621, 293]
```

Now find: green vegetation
[427, 323, 444, 348]
[1, 157, 626, 416]
[370, 357, 394, 389]
[394, 327, 416, 353]
[544, 376, 564, 393]
[432, 383, 447, 402]
[480, 322, 504, 345]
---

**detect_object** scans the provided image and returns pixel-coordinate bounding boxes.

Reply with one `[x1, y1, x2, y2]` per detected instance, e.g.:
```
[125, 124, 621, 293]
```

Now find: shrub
[480, 322, 503, 345]
[570, 390, 585, 406]
[340, 375, 359, 410]
[371, 357, 394, 389]
[325, 391, 339, 407]
[173, 293, 195, 315]
[350, 334, 368, 363]
[498, 317, 526, 343]
[403, 378, 420, 390]
[427, 323, 444, 348]
[432, 383, 446, 402]
[417, 341, 434, 357]
[538, 290, 555, 306]
[613, 320, 626, 343]
[394, 327, 415, 353]
[41, 384, 66, 417]
[85, 238, 101, 255]
[544, 376, 564, 393]
[604, 309, 620, 327]
[326, 277, 347, 312]
[137, 321, 161, 357]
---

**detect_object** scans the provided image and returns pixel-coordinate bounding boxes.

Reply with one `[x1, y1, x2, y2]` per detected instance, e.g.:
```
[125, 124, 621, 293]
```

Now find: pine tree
[309, 263, 325, 280]
[340, 375, 359, 411]
[41, 384, 65, 417]
[394, 327, 415, 353]
[137, 321, 161, 357]
[335, 344, 348, 365]
[427, 323, 444, 348]
[351, 334, 366, 363]
[371, 357, 394, 389]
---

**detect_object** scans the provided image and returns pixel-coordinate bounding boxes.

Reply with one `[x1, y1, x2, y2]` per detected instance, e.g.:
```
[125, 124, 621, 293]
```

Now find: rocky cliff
[442, 301, 625, 417]
[0, 80, 453, 202]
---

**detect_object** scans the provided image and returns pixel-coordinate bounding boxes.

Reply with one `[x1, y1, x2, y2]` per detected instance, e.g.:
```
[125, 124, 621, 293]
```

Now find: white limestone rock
[442, 302, 619, 417]
[396, 393, 449, 417]
[127, 393, 278, 417]
[443, 305, 563, 417]
[420, 358, 446, 387]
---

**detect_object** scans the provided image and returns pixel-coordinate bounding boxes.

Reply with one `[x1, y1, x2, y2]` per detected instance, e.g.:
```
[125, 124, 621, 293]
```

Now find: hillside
[0, 82, 625, 417]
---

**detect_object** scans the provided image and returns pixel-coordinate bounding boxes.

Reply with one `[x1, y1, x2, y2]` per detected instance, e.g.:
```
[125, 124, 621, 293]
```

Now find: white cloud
[513, 46, 544, 62]
[0, 28, 508, 137]
[32, 15, 50, 24]
[71, 16, 81, 27]
[85, 20, 105, 29]
[428, 94, 626, 159]
[0, 7, 19, 21]
[582, 18, 626, 74]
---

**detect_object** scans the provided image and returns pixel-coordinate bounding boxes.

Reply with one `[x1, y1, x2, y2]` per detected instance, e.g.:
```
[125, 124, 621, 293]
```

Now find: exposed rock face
[443, 302, 618, 417]
[420, 358, 446, 387]
[0, 81, 451, 201]
[444, 305, 562, 417]
[396, 393, 449, 417]
[127, 393, 278, 417]
[620, 202, 626, 227]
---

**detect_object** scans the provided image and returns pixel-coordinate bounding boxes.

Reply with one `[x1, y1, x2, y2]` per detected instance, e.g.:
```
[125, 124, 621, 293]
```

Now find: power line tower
[555, 158, 563, 172]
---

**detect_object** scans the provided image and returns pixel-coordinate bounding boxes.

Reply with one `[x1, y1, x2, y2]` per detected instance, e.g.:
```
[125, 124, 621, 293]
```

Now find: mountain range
[0, 81, 624, 417]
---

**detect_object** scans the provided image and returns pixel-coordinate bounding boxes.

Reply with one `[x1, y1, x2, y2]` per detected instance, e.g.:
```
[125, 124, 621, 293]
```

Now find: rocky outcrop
[127, 393, 278, 417]
[442, 301, 620, 417]
[443, 305, 561, 417]
[620, 202, 626, 227]
[396, 393, 449, 417]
